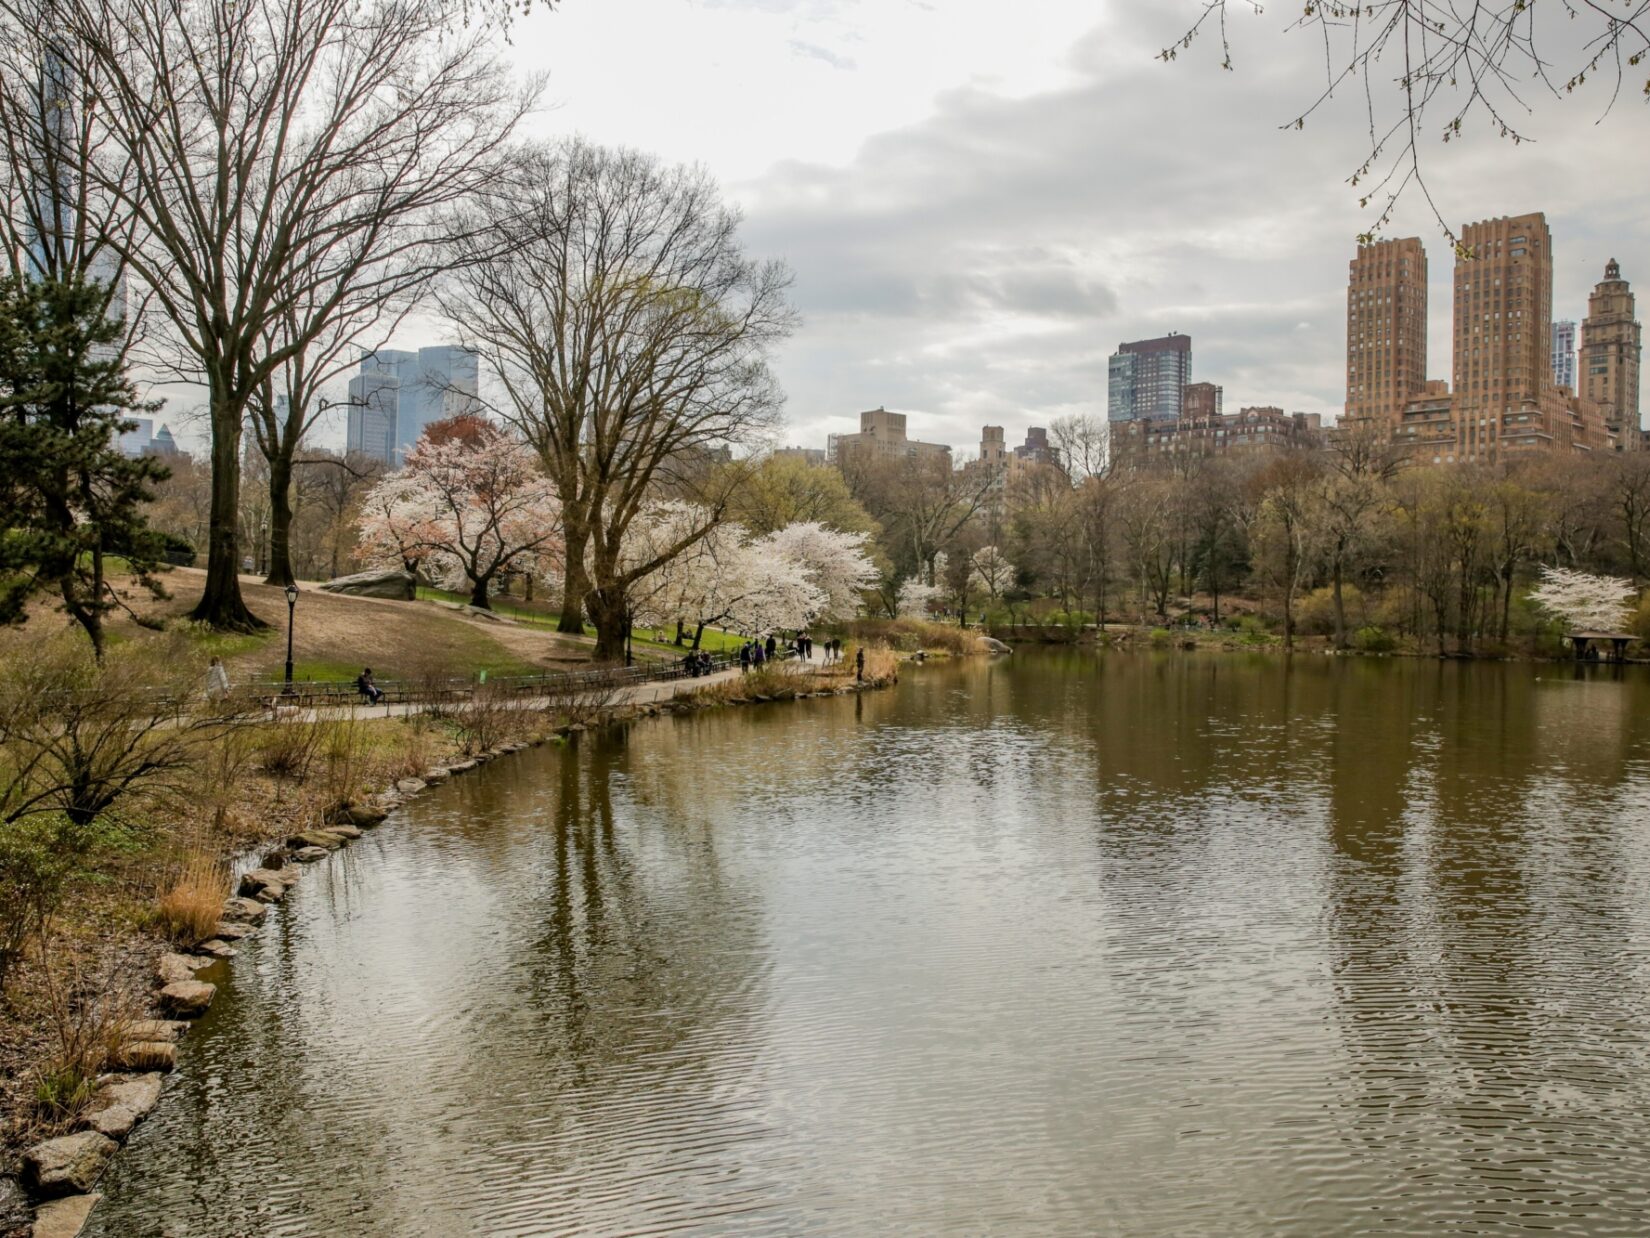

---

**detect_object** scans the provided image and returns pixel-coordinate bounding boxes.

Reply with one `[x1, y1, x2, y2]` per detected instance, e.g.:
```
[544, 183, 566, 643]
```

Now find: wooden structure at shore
[1565, 631, 1638, 662]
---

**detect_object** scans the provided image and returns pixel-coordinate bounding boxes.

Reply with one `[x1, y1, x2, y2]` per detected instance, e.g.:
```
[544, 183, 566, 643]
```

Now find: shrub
[153, 847, 229, 944]
[32, 959, 143, 1127]
[0, 633, 207, 826]
[1236, 615, 1272, 645]
[1295, 585, 1364, 637]
[255, 721, 326, 781]
[1352, 624, 1398, 653]
[841, 619, 982, 656]
[1148, 627, 1172, 648]
[0, 816, 79, 991]
[452, 684, 519, 755]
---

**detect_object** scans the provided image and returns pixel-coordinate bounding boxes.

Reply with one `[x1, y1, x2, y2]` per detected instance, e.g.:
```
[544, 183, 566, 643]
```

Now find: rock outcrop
[22, 1133, 117, 1198]
[316, 567, 416, 600]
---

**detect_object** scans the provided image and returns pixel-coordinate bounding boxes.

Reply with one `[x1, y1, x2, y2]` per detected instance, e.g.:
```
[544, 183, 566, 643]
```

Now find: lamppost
[623, 607, 634, 668]
[282, 583, 299, 696]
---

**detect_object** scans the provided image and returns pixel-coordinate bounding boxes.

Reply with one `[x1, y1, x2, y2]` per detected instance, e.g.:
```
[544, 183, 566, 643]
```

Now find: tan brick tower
[1582, 259, 1643, 447]
[1344, 238, 1427, 433]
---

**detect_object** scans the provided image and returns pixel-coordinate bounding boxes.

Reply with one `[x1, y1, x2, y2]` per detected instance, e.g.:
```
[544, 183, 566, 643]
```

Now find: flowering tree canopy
[1528, 566, 1638, 633]
[969, 545, 1016, 600]
[755, 522, 879, 621]
[897, 577, 943, 620]
[356, 427, 561, 609]
[626, 507, 838, 639]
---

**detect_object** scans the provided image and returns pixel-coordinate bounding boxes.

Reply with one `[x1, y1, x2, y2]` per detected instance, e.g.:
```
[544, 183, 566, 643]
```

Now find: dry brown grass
[31, 957, 145, 1129]
[153, 847, 230, 945]
[843, 618, 984, 656]
[686, 645, 897, 705]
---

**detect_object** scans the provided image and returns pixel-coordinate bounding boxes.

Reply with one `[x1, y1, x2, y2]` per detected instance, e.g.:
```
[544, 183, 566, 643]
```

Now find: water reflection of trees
[1320, 661, 1650, 1230]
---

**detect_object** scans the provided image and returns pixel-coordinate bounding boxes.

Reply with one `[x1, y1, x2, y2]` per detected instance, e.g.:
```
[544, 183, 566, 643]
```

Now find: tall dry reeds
[153, 842, 230, 945]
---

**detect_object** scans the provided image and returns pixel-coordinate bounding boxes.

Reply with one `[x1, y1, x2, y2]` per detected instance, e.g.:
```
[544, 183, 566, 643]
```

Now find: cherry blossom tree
[1528, 566, 1638, 633]
[357, 427, 561, 610]
[756, 523, 879, 621]
[626, 507, 829, 642]
[969, 545, 1017, 602]
[897, 577, 943, 621]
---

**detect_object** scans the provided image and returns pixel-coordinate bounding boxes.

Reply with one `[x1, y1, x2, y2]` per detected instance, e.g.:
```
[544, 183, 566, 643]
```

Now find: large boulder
[21, 1132, 116, 1198]
[31, 1193, 102, 1238]
[159, 980, 216, 1017]
[81, 1073, 166, 1140]
[317, 567, 416, 600]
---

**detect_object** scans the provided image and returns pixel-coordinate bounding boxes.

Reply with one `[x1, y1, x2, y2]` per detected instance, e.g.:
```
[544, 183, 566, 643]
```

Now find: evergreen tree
[0, 275, 168, 657]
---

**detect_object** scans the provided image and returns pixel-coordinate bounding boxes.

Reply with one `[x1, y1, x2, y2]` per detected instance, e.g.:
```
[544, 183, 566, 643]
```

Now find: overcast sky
[279, 0, 1650, 458]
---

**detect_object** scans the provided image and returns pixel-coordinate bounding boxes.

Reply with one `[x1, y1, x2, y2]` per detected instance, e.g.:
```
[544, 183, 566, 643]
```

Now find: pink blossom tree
[357, 427, 561, 610]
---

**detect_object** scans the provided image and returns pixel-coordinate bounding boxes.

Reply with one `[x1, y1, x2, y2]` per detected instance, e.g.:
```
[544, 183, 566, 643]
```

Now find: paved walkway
[276, 664, 764, 723]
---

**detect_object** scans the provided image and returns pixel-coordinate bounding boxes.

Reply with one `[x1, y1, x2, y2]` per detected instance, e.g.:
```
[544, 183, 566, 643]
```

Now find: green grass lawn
[415, 587, 746, 655]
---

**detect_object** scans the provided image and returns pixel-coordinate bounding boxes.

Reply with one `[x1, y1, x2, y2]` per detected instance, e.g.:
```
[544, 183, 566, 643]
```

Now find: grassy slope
[0, 568, 612, 684]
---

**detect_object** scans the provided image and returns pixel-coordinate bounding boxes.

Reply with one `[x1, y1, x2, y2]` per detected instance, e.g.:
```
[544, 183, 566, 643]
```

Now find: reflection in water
[88, 654, 1650, 1236]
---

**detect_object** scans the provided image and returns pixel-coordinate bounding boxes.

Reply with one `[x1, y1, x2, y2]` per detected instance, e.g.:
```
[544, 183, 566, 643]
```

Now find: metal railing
[240, 650, 749, 710]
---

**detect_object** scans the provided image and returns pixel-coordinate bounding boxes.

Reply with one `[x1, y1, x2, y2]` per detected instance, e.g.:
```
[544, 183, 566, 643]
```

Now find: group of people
[680, 649, 717, 677]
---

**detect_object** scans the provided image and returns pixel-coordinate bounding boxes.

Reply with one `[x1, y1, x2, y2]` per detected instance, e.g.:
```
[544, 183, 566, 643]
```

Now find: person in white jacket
[205, 655, 231, 702]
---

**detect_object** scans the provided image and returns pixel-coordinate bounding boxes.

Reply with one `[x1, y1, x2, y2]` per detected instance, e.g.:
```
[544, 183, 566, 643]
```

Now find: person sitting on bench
[356, 667, 385, 705]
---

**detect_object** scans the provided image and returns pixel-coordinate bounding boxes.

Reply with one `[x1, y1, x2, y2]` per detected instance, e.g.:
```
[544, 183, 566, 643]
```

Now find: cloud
[738, 10, 1650, 449]
[788, 40, 857, 71]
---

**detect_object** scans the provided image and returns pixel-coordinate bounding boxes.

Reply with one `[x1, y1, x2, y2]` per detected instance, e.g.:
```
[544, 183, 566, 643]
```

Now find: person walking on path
[855, 646, 865, 682]
[740, 643, 752, 674]
[356, 667, 385, 705]
[765, 634, 777, 661]
[205, 655, 231, 702]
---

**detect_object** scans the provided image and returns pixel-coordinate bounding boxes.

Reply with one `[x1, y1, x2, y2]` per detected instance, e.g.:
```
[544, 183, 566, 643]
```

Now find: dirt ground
[0, 568, 600, 683]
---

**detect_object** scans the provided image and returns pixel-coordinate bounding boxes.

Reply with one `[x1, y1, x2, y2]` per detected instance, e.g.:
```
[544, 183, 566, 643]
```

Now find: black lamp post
[282, 583, 299, 695]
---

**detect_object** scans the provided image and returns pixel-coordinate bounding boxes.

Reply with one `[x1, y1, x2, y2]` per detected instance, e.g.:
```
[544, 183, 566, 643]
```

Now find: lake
[86, 652, 1650, 1236]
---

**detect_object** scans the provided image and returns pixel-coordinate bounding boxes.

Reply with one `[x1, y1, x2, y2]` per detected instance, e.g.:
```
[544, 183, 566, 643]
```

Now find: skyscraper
[1343, 237, 1427, 432]
[346, 363, 402, 465]
[1581, 259, 1642, 444]
[343, 346, 483, 466]
[1551, 320, 1577, 391]
[1107, 334, 1191, 422]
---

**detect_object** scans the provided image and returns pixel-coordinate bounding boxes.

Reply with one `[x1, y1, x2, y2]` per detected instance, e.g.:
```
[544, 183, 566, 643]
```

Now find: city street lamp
[282, 583, 299, 696]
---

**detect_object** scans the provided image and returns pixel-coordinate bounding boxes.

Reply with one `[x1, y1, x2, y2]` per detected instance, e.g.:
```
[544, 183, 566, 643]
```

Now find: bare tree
[1165, 2, 1650, 239]
[443, 138, 795, 660]
[12, 0, 538, 629]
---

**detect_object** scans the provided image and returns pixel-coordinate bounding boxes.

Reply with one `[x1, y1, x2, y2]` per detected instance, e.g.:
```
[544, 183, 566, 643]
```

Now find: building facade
[1107, 334, 1191, 422]
[1551, 320, 1577, 391]
[828, 408, 951, 467]
[1344, 237, 1428, 432]
[344, 346, 483, 466]
[1581, 259, 1642, 448]
[1121, 406, 1323, 458]
[1346, 213, 1615, 463]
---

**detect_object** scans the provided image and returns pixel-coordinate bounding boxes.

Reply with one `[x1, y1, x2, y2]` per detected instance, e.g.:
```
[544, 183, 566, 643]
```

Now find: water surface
[88, 653, 1650, 1235]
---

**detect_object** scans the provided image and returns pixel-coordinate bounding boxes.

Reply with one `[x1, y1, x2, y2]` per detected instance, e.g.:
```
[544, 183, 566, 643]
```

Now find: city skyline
[500, 0, 1650, 456]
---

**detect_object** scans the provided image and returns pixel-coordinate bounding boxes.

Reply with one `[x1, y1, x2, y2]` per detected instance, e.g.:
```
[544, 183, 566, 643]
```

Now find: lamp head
[285, 583, 299, 607]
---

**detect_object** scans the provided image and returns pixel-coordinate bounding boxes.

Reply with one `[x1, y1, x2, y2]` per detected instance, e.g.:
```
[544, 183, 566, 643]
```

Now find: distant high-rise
[1107, 334, 1191, 422]
[979, 425, 1007, 468]
[345, 365, 401, 465]
[344, 346, 483, 466]
[1344, 238, 1427, 432]
[1581, 259, 1642, 444]
[1551, 320, 1577, 391]
[1183, 382, 1223, 423]
[828, 408, 950, 467]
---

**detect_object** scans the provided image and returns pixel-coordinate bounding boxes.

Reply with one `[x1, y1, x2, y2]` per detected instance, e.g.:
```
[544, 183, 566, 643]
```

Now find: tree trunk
[470, 573, 492, 610]
[263, 451, 295, 588]
[190, 392, 265, 630]
[692, 623, 705, 650]
[1331, 559, 1347, 649]
[558, 518, 591, 634]
[587, 587, 627, 661]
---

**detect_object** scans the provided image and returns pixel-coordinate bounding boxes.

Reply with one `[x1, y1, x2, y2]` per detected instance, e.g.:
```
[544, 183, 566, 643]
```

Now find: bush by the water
[1353, 625, 1398, 653]
[841, 619, 981, 656]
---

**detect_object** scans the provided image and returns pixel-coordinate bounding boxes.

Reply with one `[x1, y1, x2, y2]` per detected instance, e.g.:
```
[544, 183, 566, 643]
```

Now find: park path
[278, 663, 763, 723]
